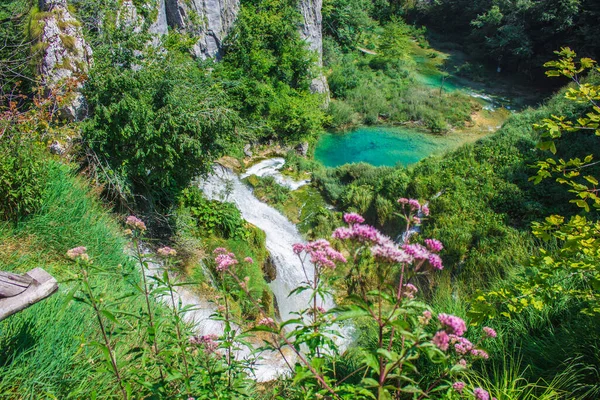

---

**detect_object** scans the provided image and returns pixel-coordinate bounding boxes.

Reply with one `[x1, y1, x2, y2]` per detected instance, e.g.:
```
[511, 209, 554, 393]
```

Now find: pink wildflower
[408, 199, 421, 211]
[371, 241, 413, 264]
[213, 247, 228, 254]
[403, 243, 429, 260]
[438, 313, 467, 336]
[258, 317, 275, 326]
[397, 198, 409, 204]
[402, 283, 418, 299]
[452, 336, 474, 355]
[471, 349, 489, 359]
[422, 204, 430, 216]
[432, 331, 450, 351]
[304, 239, 347, 269]
[292, 243, 305, 254]
[428, 253, 444, 270]
[458, 359, 467, 368]
[474, 388, 490, 400]
[343, 212, 365, 225]
[452, 382, 465, 393]
[424, 238, 443, 253]
[419, 310, 432, 325]
[157, 246, 177, 257]
[316, 306, 326, 313]
[214, 252, 238, 272]
[125, 216, 146, 231]
[190, 334, 218, 354]
[413, 216, 421, 224]
[483, 327, 497, 338]
[244, 257, 254, 264]
[66, 246, 89, 261]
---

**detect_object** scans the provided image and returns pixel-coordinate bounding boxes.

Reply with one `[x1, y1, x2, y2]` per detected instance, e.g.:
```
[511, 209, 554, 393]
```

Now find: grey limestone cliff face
[165, 0, 240, 59]
[298, 0, 329, 95]
[38, 0, 93, 120]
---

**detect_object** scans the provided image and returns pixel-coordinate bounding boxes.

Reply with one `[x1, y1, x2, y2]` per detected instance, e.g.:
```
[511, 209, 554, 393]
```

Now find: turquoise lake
[314, 126, 464, 168]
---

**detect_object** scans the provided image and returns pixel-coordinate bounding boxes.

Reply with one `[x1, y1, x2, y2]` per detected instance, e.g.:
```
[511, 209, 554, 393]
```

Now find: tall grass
[0, 161, 145, 399]
[465, 353, 574, 399]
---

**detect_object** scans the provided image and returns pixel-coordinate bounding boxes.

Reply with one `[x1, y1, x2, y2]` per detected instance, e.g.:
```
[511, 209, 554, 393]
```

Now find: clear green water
[314, 126, 462, 168]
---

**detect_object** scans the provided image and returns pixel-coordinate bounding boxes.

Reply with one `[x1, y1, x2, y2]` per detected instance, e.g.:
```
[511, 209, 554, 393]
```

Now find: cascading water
[199, 164, 334, 322]
[241, 157, 310, 190]
[143, 160, 350, 381]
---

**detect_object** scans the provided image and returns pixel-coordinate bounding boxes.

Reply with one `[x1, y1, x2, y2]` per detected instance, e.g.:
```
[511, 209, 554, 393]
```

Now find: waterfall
[142, 248, 293, 382]
[199, 164, 334, 322]
[241, 157, 310, 190]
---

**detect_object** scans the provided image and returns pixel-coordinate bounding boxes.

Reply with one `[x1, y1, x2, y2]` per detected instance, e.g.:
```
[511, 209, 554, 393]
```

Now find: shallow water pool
[314, 126, 464, 168]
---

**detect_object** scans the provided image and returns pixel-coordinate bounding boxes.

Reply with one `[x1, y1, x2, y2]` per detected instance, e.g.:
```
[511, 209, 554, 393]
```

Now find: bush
[326, 99, 356, 129]
[82, 53, 239, 209]
[179, 188, 248, 240]
[0, 137, 47, 223]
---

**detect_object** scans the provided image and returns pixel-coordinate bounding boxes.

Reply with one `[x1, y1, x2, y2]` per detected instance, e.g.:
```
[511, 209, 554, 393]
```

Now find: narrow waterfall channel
[144, 159, 348, 382]
[199, 163, 335, 322]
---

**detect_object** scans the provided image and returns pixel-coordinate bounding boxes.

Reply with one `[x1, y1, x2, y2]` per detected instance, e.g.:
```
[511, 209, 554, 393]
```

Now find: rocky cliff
[37, 0, 93, 120]
[298, 0, 329, 94]
[165, 0, 240, 59]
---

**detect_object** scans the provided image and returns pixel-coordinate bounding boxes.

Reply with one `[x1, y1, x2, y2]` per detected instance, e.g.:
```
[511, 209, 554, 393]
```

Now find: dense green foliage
[82, 53, 239, 209]
[0, 161, 141, 398]
[323, 16, 476, 131]
[218, 0, 326, 141]
[2, 0, 600, 397]
[0, 136, 47, 222]
[407, 0, 600, 77]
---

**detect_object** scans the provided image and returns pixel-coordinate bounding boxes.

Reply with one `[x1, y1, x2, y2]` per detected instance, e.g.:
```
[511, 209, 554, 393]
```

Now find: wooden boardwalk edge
[0, 268, 58, 321]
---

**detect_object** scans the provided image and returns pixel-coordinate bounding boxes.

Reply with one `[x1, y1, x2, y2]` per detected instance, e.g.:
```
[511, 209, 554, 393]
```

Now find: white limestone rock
[38, 0, 93, 120]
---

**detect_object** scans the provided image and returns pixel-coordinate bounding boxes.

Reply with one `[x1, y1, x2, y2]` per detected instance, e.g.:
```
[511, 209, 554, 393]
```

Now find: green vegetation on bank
[1, 0, 600, 397]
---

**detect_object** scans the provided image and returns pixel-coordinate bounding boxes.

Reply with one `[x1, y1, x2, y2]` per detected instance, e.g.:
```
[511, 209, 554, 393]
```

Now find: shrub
[0, 137, 47, 223]
[179, 188, 248, 240]
[82, 53, 239, 209]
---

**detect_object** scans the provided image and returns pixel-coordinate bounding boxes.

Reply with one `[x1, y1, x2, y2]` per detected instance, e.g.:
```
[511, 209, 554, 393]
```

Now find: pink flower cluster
[432, 331, 450, 351]
[293, 239, 347, 269]
[438, 313, 467, 336]
[258, 317, 275, 326]
[418, 310, 432, 325]
[66, 246, 89, 261]
[371, 237, 413, 264]
[214, 248, 238, 272]
[424, 238, 443, 253]
[398, 198, 421, 211]
[333, 223, 381, 244]
[244, 257, 254, 264]
[189, 334, 218, 354]
[157, 246, 177, 257]
[474, 388, 490, 400]
[401, 283, 418, 299]
[402, 243, 444, 270]
[126, 215, 146, 231]
[483, 326, 497, 338]
[452, 381, 465, 393]
[343, 212, 365, 225]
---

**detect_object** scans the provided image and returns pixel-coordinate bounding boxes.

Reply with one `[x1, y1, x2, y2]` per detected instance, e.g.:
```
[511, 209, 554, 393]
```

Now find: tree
[472, 48, 600, 318]
[82, 53, 239, 209]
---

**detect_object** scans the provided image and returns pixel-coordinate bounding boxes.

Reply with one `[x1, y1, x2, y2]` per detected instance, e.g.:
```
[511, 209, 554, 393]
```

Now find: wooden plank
[0, 271, 33, 298]
[0, 268, 58, 321]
